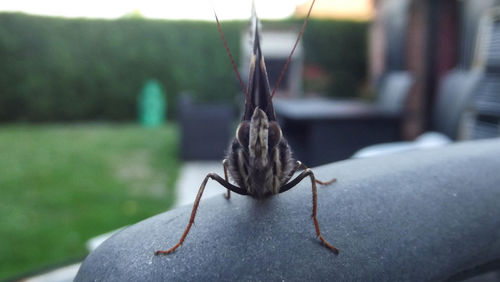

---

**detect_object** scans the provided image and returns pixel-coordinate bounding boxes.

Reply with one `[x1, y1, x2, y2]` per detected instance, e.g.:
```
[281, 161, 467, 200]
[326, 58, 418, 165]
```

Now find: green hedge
[302, 19, 368, 97]
[0, 13, 367, 122]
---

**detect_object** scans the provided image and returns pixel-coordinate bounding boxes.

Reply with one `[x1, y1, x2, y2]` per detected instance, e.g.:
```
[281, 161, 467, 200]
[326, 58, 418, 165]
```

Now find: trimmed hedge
[303, 19, 368, 97]
[0, 13, 367, 122]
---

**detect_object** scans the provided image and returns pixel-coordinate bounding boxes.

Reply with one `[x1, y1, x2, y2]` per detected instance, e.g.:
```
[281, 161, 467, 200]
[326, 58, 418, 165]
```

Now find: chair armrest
[76, 138, 500, 281]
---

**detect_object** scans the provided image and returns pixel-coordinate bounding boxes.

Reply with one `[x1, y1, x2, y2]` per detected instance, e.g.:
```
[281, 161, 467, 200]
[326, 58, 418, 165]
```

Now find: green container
[138, 79, 166, 127]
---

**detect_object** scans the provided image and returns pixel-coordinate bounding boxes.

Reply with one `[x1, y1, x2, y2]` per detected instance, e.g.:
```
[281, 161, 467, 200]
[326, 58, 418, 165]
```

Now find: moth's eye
[268, 122, 282, 148]
[236, 121, 250, 147]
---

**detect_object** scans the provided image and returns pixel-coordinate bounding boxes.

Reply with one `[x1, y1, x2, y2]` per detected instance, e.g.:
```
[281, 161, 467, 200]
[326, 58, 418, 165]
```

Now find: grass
[0, 123, 180, 279]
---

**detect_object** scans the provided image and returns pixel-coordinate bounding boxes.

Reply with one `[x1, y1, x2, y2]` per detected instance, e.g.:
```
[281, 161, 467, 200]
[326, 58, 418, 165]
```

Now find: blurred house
[275, 0, 500, 165]
[369, 0, 500, 139]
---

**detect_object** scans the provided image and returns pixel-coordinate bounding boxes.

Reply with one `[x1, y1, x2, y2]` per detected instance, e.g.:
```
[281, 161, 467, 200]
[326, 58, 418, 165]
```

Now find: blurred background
[1, 0, 499, 280]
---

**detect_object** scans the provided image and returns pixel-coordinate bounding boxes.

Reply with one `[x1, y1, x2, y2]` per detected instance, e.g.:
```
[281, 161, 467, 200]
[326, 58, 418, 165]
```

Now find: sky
[0, 0, 308, 21]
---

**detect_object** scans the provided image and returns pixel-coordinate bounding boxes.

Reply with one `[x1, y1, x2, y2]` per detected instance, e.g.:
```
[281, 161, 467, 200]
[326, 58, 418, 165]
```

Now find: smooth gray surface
[76, 138, 500, 281]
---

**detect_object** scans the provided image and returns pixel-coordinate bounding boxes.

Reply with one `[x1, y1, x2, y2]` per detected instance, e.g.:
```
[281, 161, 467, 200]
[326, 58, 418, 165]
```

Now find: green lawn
[0, 123, 179, 279]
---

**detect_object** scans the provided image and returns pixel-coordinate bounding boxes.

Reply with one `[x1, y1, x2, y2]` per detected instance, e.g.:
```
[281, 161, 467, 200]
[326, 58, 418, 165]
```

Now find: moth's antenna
[215, 12, 250, 103]
[270, 0, 316, 99]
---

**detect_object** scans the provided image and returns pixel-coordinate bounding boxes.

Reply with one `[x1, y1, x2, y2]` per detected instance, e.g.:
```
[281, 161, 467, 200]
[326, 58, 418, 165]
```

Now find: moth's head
[236, 108, 282, 161]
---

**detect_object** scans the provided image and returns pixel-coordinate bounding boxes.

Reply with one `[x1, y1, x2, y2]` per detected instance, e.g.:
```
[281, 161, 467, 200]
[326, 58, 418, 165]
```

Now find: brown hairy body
[227, 108, 294, 198]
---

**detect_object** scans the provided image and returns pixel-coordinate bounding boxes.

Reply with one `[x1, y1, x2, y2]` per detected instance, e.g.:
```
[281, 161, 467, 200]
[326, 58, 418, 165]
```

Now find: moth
[155, 0, 339, 255]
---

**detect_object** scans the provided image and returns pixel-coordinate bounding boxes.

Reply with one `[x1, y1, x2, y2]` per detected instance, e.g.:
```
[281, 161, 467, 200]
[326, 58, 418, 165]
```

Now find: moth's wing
[243, 7, 277, 121]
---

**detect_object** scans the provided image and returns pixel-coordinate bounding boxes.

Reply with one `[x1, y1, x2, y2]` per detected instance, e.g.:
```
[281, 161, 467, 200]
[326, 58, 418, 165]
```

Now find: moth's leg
[281, 160, 303, 184]
[222, 159, 230, 199]
[155, 173, 247, 255]
[314, 174, 336, 186]
[279, 169, 339, 254]
[284, 161, 336, 186]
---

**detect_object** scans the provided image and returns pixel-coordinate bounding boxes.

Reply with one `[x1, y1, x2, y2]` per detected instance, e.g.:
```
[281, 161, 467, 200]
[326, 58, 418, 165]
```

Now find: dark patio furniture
[178, 94, 236, 160]
[432, 70, 482, 139]
[274, 71, 413, 166]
